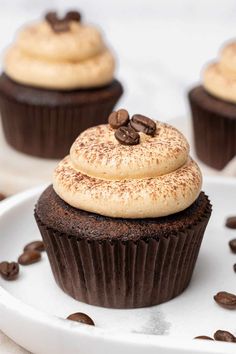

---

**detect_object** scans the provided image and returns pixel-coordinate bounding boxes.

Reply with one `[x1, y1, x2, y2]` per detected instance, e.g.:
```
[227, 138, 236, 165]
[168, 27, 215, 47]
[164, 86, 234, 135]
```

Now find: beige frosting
[53, 123, 202, 218]
[203, 42, 236, 103]
[4, 21, 115, 89]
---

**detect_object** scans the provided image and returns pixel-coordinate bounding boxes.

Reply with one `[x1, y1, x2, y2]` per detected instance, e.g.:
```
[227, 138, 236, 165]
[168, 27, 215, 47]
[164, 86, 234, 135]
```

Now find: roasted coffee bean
[130, 114, 156, 136]
[45, 12, 70, 33]
[0, 261, 19, 280]
[67, 312, 95, 326]
[233, 264, 236, 273]
[226, 216, 236, 229]
[229, 239, 236, 253]
[18, 250, 41, 266]
[65, 10, 81, 22]
[0, 193, 6, 201]
[214, 330, 236, 342]
[45, 11, 57, 24]
[53, 21, 70, 33]
[194, 336, 214, 341]
[24, 241, 45, 253]
[115, 126, 140, 146]
[214, 291, 236, 309]
[108, 109, 129, 129]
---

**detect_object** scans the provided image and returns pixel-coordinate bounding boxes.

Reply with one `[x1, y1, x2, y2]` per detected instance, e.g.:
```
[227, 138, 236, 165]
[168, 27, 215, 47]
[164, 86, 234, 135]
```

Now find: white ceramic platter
[0, 177, 236, 354]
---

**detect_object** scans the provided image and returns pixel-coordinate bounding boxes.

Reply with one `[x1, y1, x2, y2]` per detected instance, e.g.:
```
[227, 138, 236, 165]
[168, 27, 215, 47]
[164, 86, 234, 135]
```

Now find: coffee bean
[214, 291, 236, 309]
[233, 264, 236, 273]
[194, 336, 214, 341]
[214, 330, 236, 342]
[226, 216, 236, 229]
[53, 21, 70, 33]
[24, 241, 45, 253]
[108, 109, 129, 129]
[229, 239, 236, 253]
[45, 11, 70, 33]
[0, 193, 6, 201]
[130, 114, 156, 136]
[65, 11, 81, 22]
[0, 261, 19, 280]
[115, 126, 140, 146]
[67, 312, 95, 326]
[18, 250, 41, 266]
[45, 11, 57, 24]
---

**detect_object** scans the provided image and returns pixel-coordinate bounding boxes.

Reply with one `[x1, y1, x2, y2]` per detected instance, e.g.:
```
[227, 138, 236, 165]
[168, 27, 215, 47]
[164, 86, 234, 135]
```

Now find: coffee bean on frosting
[45, 11, 70, 33]
[225, 216, 236, 229]
[0, 261, 19, 280]
[65, 10, 81, 22]
[214, 291, 236, 309]
[45, 11, 57, 24]
[115, 126, 140, 145]
[108, 109, 129, 129]
[130, 114, 156, 136]
[229, 239, 236, 253]
[18, 250, 41, 266]
[67, 312, 95, 326]
[52, 21, 70, 33]
[214, 330, 236, 342]
[24, 241, 45, 253]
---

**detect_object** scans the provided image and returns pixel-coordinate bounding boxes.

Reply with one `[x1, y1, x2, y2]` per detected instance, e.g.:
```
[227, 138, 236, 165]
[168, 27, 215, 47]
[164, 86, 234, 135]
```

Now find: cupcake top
[4, 11, 115, 90]
[203, 41, 236, 103]
[53, 110, 202, 218]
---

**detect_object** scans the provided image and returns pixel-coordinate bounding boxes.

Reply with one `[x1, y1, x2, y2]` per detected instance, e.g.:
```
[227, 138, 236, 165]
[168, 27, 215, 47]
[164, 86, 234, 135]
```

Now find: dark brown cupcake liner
[0, 74, 123, 159]
[35, 201, 211, 309]
[189, 86, 236, 170]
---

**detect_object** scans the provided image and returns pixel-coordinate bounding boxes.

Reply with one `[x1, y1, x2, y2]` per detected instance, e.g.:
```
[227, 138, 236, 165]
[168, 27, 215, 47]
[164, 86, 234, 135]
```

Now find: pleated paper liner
[189, 85, 236, 170]
[35, 197, 212, 309]
[0, 75, 123, 159]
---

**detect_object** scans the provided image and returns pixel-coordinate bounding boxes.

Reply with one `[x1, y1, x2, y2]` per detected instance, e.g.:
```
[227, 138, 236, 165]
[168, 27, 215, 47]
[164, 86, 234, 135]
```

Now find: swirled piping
[53, 122, 202, 218]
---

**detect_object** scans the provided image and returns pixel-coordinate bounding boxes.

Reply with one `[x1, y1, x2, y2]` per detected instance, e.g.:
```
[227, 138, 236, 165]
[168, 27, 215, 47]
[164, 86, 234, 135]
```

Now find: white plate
[0, 177, 236, 354]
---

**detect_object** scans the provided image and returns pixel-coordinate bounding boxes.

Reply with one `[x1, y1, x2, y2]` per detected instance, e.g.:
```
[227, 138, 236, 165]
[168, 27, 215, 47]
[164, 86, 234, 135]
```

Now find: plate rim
[0, 177, 236, 353]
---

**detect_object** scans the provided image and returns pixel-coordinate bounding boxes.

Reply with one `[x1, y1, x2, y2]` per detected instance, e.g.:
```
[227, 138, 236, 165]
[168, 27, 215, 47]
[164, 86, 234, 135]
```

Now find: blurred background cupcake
[189, 40, 236, 170]
[0, 10, 123, 158]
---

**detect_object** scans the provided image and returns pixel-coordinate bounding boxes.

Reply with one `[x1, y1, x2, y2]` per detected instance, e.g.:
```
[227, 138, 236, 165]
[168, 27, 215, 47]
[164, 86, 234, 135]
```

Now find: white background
[1, 1, 236, 353]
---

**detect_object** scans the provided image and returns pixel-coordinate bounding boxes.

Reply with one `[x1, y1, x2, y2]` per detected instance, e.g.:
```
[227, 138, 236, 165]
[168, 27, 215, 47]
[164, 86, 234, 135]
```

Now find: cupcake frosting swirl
[4, 20, 115, 89]
[203, 41, 236, 103]
[53, 122, 202, 218]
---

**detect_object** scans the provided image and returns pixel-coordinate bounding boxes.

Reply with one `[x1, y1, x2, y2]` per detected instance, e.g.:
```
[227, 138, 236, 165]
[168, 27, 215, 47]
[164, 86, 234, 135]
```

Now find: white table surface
[1, 0, 236, 352]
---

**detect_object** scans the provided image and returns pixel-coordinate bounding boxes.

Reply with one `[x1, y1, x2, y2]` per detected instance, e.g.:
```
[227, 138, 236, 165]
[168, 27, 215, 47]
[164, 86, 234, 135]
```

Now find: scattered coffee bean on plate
[194, 336, 214, 340]
[130, 114, 156, 136]
[214, 330, 236, 342]
[24, 241, 45, 253]
[67, 312, 95, 326]
[233, 264, 236, 273]
[18, 250, 41, 266]
[214, 291, 236, 309]
[0, 261, 19, 280]
[229, 239, 236, 253]
[225, 216, 236, 229]
[108, 109, 129, 129]
[115, 126, 140, 146]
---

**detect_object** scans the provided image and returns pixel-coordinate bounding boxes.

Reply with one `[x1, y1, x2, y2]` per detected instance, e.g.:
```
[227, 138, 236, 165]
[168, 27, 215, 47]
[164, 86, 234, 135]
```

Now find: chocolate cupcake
[35, 111, 212, 308]
[0, 11, 123, 158]
[189, 41, 236, 170]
